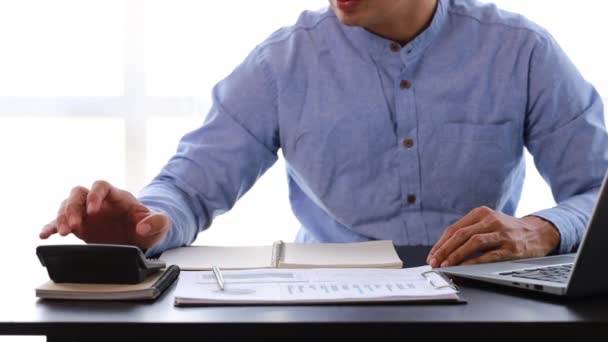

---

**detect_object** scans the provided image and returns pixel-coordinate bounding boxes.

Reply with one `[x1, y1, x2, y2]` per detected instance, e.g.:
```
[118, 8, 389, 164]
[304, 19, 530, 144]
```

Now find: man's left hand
[427, 206, 561, 268]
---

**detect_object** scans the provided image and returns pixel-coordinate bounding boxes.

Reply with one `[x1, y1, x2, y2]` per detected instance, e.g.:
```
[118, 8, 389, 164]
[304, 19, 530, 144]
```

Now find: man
[40, 0, 607, 268]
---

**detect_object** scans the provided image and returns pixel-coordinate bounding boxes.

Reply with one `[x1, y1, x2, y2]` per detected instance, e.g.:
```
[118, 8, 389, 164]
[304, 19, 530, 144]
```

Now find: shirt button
[407, 195, 417, 205]
[390, 42, 400, 52]
[400, 80, 411, 89]
[403, 138, 414, 148]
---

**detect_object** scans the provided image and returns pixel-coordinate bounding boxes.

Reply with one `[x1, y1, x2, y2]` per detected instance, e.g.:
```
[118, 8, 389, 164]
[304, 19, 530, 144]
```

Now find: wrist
[522, 215, 561, 255]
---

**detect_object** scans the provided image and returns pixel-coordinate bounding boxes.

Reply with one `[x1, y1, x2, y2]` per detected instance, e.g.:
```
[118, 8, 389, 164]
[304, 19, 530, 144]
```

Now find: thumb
[135, 212, 171, 237]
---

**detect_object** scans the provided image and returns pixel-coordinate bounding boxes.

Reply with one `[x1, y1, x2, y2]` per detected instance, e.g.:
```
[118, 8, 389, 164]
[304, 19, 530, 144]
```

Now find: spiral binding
[270, 240, 284, 268]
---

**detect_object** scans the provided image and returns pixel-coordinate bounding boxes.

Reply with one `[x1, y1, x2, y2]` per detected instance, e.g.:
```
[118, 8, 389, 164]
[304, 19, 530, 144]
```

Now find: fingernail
[139, 224, 151, 234]
[430, 258, 437, 267]
[441, 261, 449, 267]
[426, 253, 433, 263]
[87, 203, 94, 214]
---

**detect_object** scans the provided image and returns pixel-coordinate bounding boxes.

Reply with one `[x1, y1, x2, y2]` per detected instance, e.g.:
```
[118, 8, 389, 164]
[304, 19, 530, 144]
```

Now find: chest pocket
[430, 121, 521, 214]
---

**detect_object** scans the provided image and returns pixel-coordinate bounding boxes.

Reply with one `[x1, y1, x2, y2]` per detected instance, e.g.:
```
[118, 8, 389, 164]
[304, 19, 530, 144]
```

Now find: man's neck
[366, 0, 438, 45]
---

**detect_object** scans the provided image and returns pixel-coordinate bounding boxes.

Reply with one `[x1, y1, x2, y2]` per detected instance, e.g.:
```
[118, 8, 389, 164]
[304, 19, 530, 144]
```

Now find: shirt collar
[340, 0, 447, 59]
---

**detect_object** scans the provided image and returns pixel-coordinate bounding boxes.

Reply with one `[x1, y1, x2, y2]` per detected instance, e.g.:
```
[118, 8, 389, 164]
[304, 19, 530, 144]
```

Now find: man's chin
[335, 14, 363, 27]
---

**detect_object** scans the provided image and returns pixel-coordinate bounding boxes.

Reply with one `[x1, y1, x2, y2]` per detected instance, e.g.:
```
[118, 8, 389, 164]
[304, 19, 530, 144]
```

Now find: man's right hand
[39, 180, 171, 250]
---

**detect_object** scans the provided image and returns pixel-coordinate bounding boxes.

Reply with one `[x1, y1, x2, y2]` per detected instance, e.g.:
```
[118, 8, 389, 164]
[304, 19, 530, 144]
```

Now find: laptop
[438, 173, 608, 297]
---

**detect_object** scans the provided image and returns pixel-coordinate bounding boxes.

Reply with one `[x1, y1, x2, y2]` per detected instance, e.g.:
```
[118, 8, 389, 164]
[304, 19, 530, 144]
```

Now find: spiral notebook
[36, 265, 180, 301]
[160, 240, 403, 271]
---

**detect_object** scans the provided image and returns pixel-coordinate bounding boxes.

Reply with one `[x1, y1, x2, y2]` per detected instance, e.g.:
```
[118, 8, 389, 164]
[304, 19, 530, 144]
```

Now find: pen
[212, 265, 225, 291]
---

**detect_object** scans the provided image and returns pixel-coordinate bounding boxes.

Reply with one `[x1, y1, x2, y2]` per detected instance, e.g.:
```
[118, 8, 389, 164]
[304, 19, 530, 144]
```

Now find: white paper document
[174, 266, 459, 305]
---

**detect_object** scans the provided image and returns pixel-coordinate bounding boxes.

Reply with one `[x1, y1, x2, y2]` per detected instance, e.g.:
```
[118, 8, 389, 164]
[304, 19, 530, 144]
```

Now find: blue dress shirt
[141, 0, 608, 256]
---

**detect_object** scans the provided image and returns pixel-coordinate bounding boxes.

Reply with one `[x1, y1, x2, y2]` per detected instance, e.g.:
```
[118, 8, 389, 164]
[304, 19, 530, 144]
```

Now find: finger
[86, 180, 115, 214]
[64, 186, 88, 233]
[57, 199, 67, 216]
[428, 206, 492, 261]
[57, 212, 71, 236]
[429, 221, 492, 267]
[39, 220, 58, 239]
[136, 213, 171, 237]
[461, 248, 512, 265]
[440, 232, 502, 267]
[49, 200, 68, 237]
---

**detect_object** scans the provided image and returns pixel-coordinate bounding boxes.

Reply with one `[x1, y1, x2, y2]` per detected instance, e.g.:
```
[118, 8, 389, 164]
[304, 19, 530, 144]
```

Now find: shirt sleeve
[524, 33, 608, 254]
[139, 48, 280, 256]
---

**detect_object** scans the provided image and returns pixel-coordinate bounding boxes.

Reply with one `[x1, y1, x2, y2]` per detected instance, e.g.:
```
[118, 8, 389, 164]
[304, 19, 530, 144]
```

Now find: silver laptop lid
[565, 171, 608, 296]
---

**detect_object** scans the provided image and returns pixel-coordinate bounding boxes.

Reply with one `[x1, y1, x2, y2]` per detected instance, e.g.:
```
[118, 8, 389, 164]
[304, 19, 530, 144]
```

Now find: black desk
[1, 246, 608, 341]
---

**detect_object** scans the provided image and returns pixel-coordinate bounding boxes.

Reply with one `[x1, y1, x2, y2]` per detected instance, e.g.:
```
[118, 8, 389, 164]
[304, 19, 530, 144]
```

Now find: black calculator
[37, 244, 166, 284]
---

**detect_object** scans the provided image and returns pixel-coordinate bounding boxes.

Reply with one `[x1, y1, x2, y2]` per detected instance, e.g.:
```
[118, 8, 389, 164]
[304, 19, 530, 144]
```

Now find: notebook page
[279, 240, 402, 268]
[160, 245, 273, 270]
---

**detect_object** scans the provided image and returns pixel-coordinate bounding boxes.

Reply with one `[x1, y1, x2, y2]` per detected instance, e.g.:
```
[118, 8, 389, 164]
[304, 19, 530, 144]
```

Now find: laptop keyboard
[499, 264, 573, 283]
